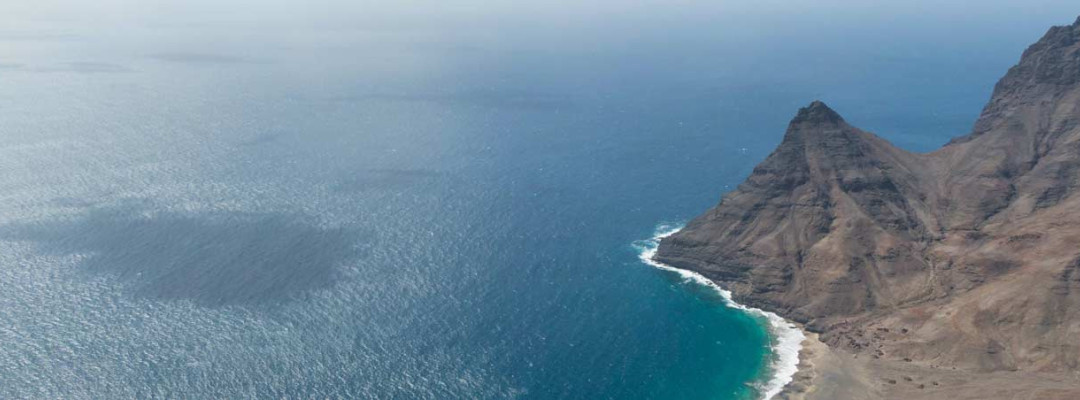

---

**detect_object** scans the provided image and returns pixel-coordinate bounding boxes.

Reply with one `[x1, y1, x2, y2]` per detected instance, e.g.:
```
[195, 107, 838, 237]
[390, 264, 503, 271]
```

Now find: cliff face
[657, 101, 939, 326]
[656, 16, 1080, 384]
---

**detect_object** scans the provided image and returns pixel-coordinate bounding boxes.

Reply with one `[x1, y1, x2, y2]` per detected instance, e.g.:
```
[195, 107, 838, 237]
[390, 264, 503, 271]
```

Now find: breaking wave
[633, 224, 805, 400]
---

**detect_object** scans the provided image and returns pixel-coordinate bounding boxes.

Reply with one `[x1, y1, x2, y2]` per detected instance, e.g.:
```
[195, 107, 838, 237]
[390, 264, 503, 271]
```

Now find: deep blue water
[1, 3, 1077, 399]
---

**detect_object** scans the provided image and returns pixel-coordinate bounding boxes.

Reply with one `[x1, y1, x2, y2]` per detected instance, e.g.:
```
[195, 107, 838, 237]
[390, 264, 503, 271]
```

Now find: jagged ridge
[655, 16, 1080, 399]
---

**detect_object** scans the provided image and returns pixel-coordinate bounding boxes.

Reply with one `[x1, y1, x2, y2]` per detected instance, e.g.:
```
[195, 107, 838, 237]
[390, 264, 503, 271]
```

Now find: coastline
[774, 332, 877, 400]
[636, 225, 806, 400]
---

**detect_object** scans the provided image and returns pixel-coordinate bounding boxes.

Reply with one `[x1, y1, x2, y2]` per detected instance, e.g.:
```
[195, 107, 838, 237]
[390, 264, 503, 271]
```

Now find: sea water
[0, 2, 1071, 399]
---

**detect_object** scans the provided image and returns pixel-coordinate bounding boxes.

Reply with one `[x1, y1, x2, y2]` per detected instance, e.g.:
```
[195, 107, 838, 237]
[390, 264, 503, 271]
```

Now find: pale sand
[779, 332, 1080, 400]
[777, 332, 878, 400]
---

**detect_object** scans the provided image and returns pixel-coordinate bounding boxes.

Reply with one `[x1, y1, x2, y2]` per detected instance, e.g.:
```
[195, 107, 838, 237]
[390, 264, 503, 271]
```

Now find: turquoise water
[1, 2, 1076, 399]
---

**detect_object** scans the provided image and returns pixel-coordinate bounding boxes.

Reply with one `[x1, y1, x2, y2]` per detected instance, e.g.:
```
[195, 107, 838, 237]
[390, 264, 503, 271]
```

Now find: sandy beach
[780, 333, 1080, 400]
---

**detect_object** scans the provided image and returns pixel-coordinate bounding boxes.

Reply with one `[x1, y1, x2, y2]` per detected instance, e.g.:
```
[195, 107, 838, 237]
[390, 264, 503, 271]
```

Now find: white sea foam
[634, 224, 805, 400]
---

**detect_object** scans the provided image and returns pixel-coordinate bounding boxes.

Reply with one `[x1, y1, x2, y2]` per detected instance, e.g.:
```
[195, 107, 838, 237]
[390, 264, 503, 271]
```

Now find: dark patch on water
[33, 62, 131, 74]
[148, 52, 260, 65]
[0, 205, 364, 306]
[0, 31, 82, 41]
[330, 89, 572, 111]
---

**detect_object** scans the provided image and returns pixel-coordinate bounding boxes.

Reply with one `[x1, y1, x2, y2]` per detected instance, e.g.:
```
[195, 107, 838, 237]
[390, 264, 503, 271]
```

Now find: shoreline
[775, 331, 874, 400]
[636, 225, 806, 400]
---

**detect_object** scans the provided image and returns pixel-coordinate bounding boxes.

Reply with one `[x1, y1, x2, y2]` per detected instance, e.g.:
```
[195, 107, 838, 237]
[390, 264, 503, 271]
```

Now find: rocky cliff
[656, 16, 1080, 399]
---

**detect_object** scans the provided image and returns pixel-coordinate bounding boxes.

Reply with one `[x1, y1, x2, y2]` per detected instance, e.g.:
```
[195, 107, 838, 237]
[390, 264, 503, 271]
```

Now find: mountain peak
[954, 16, 1080, 143]
[657, 16, 1080, 398]
[791, 100, 844, 124]
[1019, 17, 1080, 75]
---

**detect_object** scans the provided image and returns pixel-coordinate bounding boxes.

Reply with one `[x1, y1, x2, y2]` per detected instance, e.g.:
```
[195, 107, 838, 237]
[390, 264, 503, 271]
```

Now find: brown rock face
[656, 16, 1080, 391]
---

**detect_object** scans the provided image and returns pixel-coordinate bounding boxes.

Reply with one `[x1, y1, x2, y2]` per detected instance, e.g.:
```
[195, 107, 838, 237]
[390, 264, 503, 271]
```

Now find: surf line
[634, 225, 805, 400]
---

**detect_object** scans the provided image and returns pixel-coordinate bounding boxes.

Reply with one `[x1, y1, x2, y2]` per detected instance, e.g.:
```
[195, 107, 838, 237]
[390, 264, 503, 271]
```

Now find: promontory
[656, 15, 1080, 400]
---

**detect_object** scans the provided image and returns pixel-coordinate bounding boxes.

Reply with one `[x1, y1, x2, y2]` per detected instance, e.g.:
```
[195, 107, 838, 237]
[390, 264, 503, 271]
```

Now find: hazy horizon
[3, 2, 1079, 398]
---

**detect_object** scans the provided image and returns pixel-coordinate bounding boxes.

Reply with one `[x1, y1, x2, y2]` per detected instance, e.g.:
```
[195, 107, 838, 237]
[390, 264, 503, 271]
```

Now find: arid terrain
[656, 16, 1080, 399]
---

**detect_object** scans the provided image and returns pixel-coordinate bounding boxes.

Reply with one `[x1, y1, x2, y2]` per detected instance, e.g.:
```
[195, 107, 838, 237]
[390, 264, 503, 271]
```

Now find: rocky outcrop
[656, 16, 1080, 398]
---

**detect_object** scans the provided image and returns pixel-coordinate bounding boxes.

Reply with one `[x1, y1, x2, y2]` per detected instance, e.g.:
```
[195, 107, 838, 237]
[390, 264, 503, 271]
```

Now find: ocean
[1, 2, 1075, 399]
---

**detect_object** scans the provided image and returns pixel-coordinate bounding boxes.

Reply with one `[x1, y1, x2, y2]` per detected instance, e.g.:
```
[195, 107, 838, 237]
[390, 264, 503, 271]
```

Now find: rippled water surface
[1, 2, 1075, 398]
